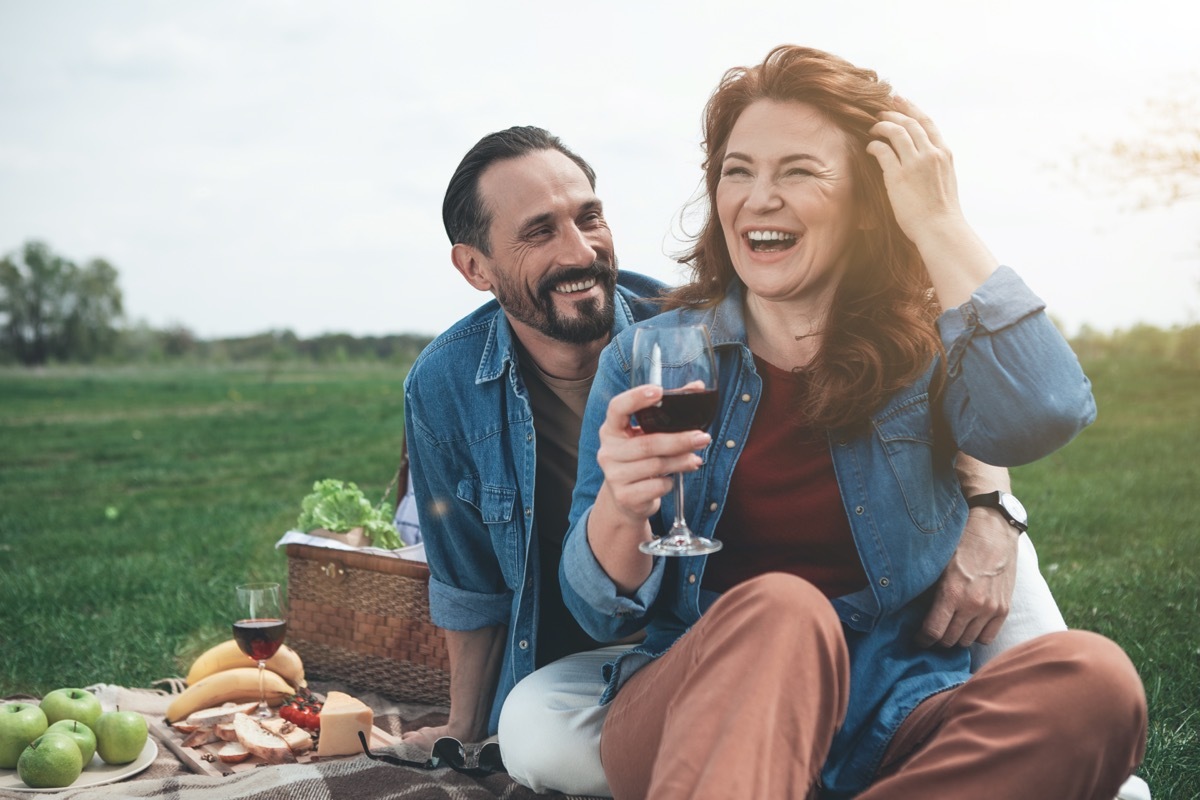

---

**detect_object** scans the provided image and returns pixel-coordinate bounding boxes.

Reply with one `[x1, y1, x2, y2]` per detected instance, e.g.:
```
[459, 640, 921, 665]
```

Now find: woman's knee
[1063, 631, 1145, 720]
[716, 573, 842, 636]
[1031, 631, 1148, 754]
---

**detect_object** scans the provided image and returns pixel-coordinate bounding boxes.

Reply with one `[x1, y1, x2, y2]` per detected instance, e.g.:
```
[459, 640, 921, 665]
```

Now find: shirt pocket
[457, 478, 523, 585]
[873, 393, 958, 534]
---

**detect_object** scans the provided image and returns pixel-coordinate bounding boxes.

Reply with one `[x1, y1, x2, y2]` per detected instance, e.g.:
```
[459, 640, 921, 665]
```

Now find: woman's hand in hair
[867, 96, 999, 309]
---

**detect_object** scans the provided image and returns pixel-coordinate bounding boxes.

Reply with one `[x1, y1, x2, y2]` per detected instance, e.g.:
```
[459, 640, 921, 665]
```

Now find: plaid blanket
[1, 682, 595, 800]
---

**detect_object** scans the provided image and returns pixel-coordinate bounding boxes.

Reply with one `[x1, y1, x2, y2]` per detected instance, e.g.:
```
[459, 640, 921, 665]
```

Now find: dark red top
[703, 355, 867, 599]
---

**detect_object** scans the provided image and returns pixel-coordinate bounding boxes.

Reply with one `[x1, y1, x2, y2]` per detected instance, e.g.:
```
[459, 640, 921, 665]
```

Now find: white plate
[0, 738, 157, 793]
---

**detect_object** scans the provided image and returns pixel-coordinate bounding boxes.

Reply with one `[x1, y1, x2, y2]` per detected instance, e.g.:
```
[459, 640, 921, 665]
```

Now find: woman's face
[716, 99, 864, 309]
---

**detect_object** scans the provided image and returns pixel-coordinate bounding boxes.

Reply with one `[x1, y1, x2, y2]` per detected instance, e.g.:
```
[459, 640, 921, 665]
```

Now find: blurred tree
[0, 240, 125, 365]
[1069, 82, 1200, 210]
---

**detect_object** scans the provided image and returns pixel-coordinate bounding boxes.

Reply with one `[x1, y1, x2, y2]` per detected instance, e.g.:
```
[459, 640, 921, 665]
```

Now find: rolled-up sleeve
[560, 506, 664, 641]
[428, 577, 511, 630]
[405, 376, 512, 632]
[939, 266, 1097, 466]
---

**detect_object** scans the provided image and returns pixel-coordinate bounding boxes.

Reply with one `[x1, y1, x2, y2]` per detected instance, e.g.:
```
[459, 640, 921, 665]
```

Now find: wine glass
[233, 582, 287, 718]
[631, 325, 722, 556]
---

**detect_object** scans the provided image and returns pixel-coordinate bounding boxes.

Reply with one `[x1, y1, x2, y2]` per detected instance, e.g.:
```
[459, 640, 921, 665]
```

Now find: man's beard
[493, 259, 619, 345]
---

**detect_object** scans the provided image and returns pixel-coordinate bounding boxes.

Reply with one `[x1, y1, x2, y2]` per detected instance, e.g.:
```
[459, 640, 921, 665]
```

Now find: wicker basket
[285, 542, 450, 706]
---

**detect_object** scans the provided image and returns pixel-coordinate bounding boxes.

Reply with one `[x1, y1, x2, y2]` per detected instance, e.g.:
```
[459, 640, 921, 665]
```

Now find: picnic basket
[285, 442, 451, 706]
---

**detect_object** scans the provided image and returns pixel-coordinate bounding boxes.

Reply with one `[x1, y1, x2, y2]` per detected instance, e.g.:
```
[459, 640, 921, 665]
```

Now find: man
[401, 126, 665, 759]
[401, 126, 1046, 795]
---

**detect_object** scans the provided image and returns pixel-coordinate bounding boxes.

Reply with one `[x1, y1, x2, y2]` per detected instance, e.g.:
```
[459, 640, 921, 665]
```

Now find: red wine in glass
[233, 618, 287, 662]
[631, 325, 722, 556]
[234, 582, 286, 717]
[637, 388, 719, 434]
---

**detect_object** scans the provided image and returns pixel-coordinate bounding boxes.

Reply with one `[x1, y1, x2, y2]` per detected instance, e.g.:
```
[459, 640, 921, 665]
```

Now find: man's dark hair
[442, 126, 597, 255]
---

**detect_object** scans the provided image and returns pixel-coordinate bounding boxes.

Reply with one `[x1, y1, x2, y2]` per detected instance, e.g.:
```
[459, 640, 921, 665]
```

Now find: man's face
[474, 149, 618, 345]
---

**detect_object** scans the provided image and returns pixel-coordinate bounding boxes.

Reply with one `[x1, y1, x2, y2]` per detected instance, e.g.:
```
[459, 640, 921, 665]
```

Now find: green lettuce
[296, 478, 402, 550]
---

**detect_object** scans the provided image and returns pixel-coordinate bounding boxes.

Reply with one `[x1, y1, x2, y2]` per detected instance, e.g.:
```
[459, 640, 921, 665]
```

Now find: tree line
[3, 238, 1196, 368]
[0, 240, 432, 367]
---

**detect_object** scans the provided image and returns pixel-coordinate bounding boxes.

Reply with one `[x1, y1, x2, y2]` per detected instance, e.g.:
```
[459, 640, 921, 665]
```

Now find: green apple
[93, 710, 147, 765]
[47, 719, 97, 765]
[40, 688, 103, 727]
[0, 702, 49, 768]
[17, 732, 84, 789]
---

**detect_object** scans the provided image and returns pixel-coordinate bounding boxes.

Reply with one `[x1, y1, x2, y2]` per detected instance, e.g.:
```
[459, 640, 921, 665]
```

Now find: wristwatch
[966, 491, 1028, 533]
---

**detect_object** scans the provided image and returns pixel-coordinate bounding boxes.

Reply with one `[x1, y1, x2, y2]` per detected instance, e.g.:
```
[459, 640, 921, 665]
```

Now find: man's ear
[451, 243, 493, 292]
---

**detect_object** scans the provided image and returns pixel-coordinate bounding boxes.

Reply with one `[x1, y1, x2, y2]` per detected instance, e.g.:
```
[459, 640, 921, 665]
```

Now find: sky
[0, 0, 1196, 339]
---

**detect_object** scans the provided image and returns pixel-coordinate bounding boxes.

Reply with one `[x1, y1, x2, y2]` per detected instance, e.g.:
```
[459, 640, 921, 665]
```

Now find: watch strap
[966, 491, 1028, 532]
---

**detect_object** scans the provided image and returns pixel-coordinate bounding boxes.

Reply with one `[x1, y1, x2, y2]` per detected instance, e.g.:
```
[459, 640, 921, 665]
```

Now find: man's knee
[498, 667, 611, 796]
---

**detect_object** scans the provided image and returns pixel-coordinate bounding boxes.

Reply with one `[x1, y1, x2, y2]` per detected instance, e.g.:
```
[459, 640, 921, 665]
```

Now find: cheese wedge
[316, 691, 373, 757]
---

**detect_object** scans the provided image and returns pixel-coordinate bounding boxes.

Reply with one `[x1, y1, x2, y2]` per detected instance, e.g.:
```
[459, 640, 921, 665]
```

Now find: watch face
[1000, 492, 1027, 523]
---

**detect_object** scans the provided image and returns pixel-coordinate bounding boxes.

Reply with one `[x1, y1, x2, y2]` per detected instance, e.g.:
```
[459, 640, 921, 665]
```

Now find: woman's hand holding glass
[591, 326, 721, 560]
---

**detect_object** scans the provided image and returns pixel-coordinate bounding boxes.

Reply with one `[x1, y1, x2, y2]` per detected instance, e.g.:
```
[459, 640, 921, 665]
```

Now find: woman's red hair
[669, 45, 943, 430]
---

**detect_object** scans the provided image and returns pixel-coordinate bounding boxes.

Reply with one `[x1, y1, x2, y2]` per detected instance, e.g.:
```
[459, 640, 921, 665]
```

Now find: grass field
[1, 357, 1197, 797]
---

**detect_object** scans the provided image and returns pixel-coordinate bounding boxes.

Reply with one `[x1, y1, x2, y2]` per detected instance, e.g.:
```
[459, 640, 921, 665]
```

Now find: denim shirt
[403, 271, 665, 735]
[560, 266, 1096, 796]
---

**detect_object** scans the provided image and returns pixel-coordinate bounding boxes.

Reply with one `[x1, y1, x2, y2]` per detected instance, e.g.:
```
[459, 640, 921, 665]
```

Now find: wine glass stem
[671, 472, 692, 539]
[256, 659, 268, 716]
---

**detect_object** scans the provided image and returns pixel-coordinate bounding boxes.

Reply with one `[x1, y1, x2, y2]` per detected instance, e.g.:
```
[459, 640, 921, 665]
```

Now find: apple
[93, 710, 147, 765]
[40, 688, 103, 727]
[0, 702, 49, 768]
[47, 719, 97, 765]
[17, 732, 84, 789]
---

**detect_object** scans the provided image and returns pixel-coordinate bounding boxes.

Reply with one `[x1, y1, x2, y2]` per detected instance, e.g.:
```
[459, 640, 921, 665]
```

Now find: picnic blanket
[1, 682, 595, 800]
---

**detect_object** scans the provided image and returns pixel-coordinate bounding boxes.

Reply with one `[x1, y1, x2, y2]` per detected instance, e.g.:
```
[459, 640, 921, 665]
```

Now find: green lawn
[1, 357, 1196, 797]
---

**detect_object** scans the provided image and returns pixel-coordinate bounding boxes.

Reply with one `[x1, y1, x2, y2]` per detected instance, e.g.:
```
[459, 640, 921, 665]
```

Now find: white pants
[498, 644, 631, 797]
[500, 534, 1070, 797]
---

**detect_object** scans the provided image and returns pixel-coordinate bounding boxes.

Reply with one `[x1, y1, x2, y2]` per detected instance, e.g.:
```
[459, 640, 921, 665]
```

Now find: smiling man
[400, 127, 666, 792]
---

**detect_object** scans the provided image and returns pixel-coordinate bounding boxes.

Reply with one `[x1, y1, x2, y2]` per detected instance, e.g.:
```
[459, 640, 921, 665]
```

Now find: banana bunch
[166, 641, 307, 723]
[186, 640, 306, 688]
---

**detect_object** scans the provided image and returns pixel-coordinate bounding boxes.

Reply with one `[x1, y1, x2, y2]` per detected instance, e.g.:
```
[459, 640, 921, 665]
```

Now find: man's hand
[399, 626, 505, 751]
[401, 723, 453, 752]
[917, 506, 1019, 648]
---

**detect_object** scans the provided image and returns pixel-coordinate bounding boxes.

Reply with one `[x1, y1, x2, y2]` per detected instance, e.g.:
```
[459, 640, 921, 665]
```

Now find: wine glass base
[639, 534, 723, 557]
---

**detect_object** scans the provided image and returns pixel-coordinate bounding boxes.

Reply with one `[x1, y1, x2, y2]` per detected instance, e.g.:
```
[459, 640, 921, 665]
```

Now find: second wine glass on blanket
[631, 325, 722, 556]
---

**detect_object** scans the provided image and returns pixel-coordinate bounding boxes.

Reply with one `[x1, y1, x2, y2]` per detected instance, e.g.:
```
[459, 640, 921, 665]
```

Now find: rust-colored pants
[600, 573, 1147, 800]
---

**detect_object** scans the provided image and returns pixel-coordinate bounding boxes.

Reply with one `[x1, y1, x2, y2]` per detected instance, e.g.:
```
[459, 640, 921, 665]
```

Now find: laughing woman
[559, 45, 1147, 799]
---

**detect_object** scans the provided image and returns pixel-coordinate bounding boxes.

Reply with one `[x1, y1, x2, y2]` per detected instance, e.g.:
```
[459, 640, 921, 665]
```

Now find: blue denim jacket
[403, 271, 665, 735]
[560, 266, 1096, 796]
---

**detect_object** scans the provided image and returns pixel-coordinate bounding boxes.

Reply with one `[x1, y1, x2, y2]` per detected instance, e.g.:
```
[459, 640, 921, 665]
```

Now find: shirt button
[526, 432, 533, 442]
[687, 574, 697, 584]
[851, 613, 862, 622]
[525, 507, 532, 517]
[855, 505, 864, 515]
[725, 439, 736, 448]
[741, 393, 751, 402]
[518, 639, 529, 650]
[879, 577, 890, 587]
[709, 502, 719, 512]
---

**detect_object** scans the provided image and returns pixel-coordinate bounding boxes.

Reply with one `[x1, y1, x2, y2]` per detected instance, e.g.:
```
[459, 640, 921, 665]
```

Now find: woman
[559, 45, 1146, 799]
